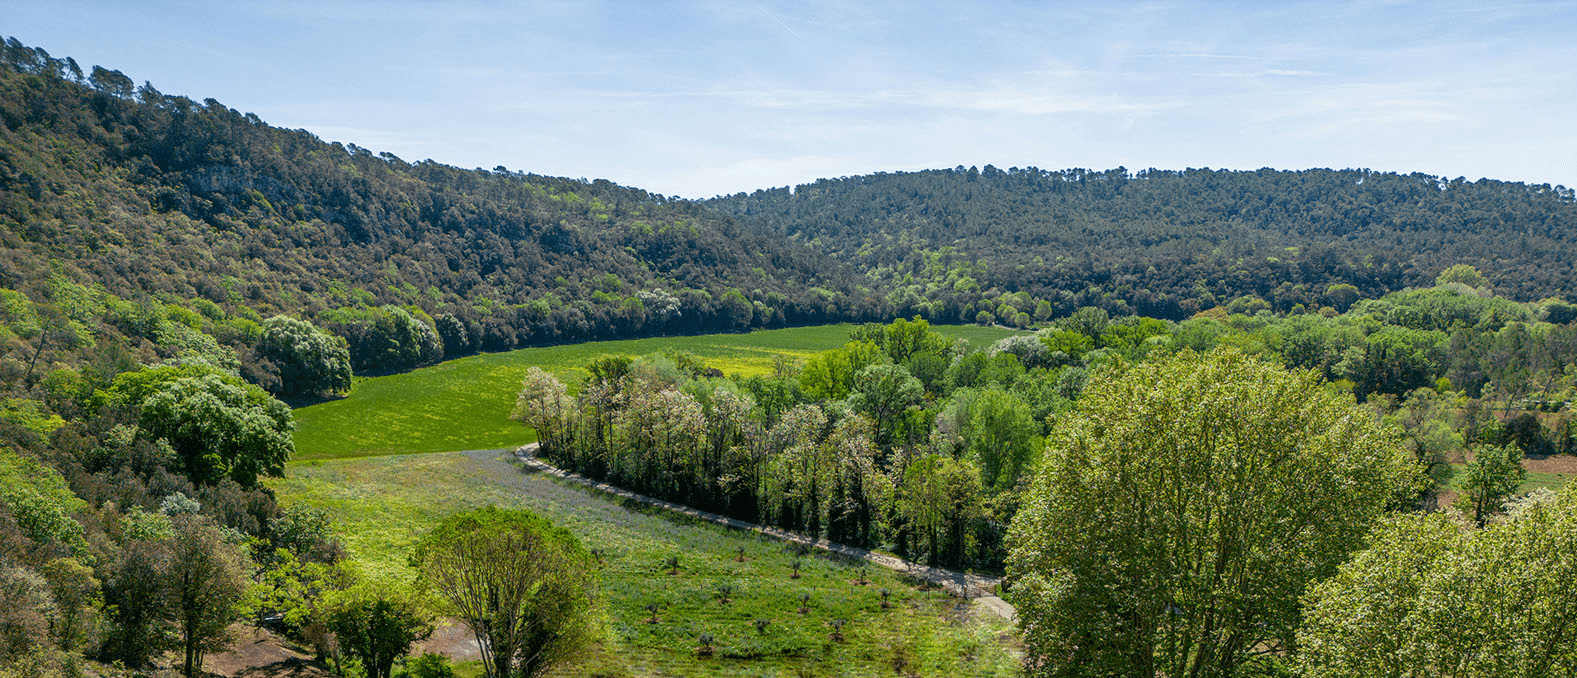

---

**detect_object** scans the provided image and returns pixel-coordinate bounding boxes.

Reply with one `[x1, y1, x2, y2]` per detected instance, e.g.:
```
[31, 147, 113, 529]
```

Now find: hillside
[0, 38, 876, 363]
[709, 166, 1577, 321]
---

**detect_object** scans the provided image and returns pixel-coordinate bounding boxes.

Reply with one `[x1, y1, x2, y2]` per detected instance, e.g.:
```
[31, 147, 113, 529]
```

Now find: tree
[1455, 443, 1526, 526]
[326, 584, 433, 678]
[411, 507, 598, 678]
[988, 335, 1050, 369]
[847, 363, 923, 450]
[1300, 485, 1577, 677]
[135, 373, 295, 487]
[1006, 347, 1420, 678]
[798, 341, 890, 400]
[899, 454, 983, 567]
[257, 315, 353, 397]
[167, 517, 252, 678]
[0, 563, 57, 664]
[1436, 263, 1489, 289]
[952, 387, 1041, 492]
[511, 367, 576, 459]
[101, 537, 174, 667]
[1296, 513, 1463, 678]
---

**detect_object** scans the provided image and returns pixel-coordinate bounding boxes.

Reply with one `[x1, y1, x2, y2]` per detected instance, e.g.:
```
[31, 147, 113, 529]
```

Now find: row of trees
[514, 318, 1049, 568]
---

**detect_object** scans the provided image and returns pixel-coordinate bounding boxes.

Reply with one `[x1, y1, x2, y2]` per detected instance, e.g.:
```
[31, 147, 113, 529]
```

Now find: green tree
[1006, 347, 1420, 678]
[257, 315, 353, 397]
[135, 373, 294, 487]
[167, 517, 253, 677]
[798, 341, 889, 400]
[0, 563, 57, 665]
[1436, 263, 1489, 288]
[101, 537, 174, 667]
[899, 454, 983, 567]
[1301, 485, 1577, 677]
[326, 584, 433, 678]
[847, 363, 923, 450]
[411, 507, 598, 678]
[1297, 513, 1463, 678]
[953, 387, 1041, 492]
[1455, 443, 1526, 526]
[1409, 486, 1577, 677]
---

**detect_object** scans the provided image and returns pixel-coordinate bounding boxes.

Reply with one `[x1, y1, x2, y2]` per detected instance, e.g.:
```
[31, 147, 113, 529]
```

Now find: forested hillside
[710, 165, 1577, 321]
[0, 38, 877, 368]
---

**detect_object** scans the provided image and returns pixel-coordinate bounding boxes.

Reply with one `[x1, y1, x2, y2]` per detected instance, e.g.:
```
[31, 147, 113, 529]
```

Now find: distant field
[272, 450, 1020, 677]
[292, 323, 1021, 461]
[1441, 462, 1574, 494]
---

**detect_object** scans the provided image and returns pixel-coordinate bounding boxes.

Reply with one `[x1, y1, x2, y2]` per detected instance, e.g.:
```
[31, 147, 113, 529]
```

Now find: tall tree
[256, 315, 353, 398]
[411, 507, 598, 678]
[167, 517, 252, 678]
[326, 584, 433, 678]
[1455, 443, 1527, 526]
[1006, 347, 1421, 678]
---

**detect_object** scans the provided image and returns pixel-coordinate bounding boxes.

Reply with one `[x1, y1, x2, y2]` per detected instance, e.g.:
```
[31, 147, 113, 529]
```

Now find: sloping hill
[0, 38, 876, 358]
[709, 166, 1577, 320]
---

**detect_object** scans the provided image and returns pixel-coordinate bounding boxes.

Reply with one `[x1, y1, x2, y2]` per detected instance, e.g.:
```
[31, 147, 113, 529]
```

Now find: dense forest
[0, 37, 880, 378]
[709, 164, 1577, 322]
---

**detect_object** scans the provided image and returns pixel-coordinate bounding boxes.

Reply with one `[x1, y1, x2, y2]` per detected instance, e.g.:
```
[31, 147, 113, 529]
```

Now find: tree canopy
[1006, 347, 1422, 677]
[410, 507, 598, 678]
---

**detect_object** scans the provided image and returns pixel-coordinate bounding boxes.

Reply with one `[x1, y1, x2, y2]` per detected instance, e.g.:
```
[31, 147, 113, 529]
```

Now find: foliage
[411, 506, 598, 678]
[0, 562, 58, 664]
[326, 583, 433, 678]
[256, 315, 353, 397]
[135, 373, 294, 487]
[318, 306, 443, 373]
[296, 323, 1016, 460]
[0, 42, 873, 372]
[0, 448, 89, 560]
[1455, 443, 1527, 526]
[166, 516, 253, 677]
[1297, 513, 1463, 678]
[269, 450, 1020, 676]
[711, 167, 1577, 321]
[1300, 485, 1577, 677]
[1005, 347, 1422, 677]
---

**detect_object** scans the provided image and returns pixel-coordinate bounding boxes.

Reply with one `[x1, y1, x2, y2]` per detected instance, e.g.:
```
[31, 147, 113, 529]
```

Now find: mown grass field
[292, 324, 1021, 461]
[271, 450, 1021, 677]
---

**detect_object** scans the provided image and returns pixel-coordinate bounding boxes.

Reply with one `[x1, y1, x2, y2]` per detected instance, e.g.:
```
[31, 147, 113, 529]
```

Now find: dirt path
[513, 443, 1016, 620]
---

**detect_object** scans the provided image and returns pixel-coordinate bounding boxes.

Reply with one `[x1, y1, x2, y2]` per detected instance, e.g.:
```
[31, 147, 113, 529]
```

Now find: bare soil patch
[205, 626, 332, 678]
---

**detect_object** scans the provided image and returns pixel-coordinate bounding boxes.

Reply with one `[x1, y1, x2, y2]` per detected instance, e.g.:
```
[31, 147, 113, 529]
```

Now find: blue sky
[8, 0, 1575, 198]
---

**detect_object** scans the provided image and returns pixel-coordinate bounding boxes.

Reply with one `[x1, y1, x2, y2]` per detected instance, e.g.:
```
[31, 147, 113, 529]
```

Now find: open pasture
[272, 450, 1021, 677]
[291, 323, 1021, 461]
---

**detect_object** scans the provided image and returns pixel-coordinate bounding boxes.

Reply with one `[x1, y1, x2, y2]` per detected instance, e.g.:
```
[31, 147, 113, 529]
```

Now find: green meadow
[271, 450, 1021, 677]
[1442, 463, 1574, 495]
[292, 323, 1021, 461]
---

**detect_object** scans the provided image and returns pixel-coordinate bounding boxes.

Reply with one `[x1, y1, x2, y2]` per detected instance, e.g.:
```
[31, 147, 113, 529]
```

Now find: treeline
[0, 37, 879, 376]
[709, 164, 1577, 322]
[514, 318, 1050, 570]
[517, 269, 1577, 573]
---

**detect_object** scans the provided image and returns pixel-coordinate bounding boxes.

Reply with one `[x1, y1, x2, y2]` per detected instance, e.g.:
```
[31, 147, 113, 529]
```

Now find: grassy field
[271, 450, 1021, 677]
[292, 324, 1022, 461]
[1440, 463, 1573, 494]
